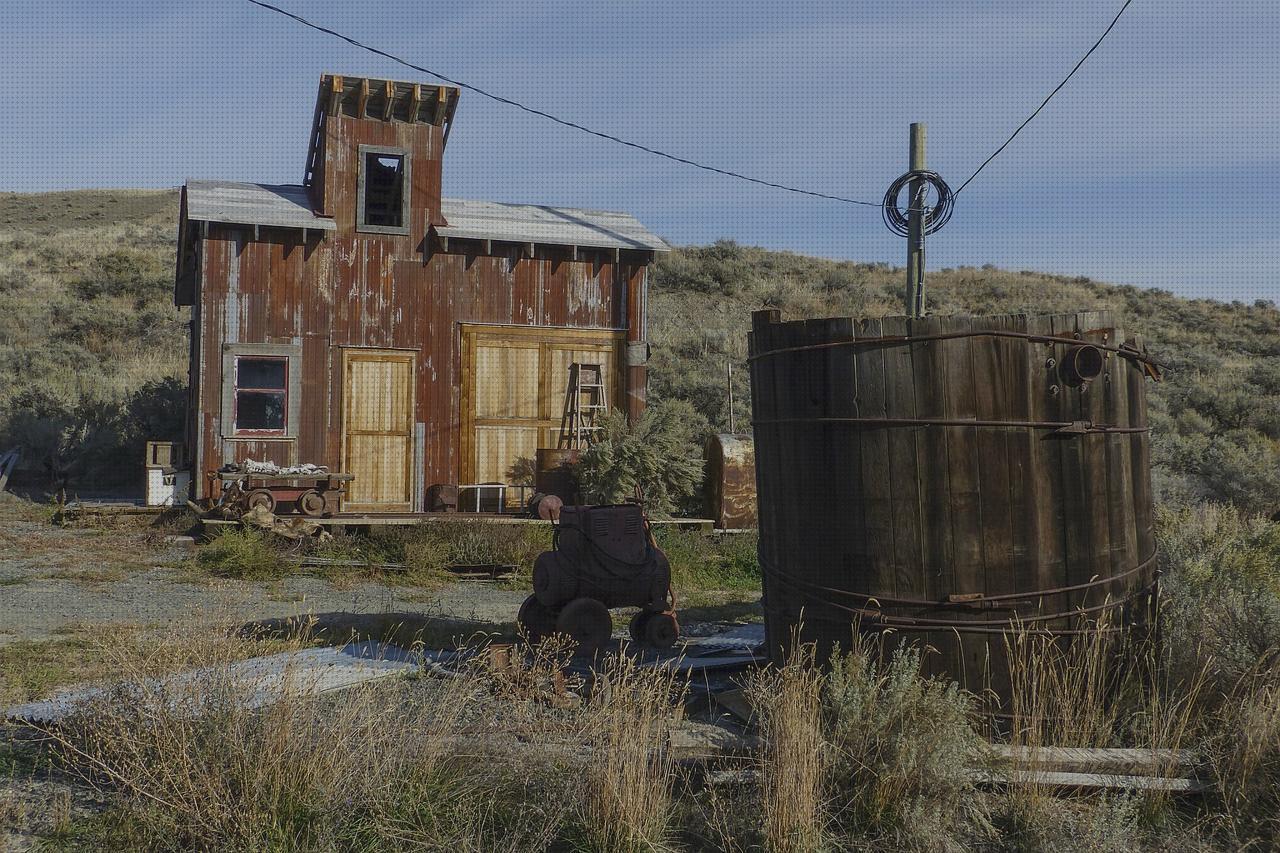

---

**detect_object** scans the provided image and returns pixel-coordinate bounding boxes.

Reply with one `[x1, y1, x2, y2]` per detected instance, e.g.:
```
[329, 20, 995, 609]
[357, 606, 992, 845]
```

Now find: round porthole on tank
[1061, 344, 1104, 386]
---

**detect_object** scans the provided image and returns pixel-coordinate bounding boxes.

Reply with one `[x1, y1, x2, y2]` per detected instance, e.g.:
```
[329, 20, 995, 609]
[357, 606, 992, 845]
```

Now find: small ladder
[558, 363, 608, 450]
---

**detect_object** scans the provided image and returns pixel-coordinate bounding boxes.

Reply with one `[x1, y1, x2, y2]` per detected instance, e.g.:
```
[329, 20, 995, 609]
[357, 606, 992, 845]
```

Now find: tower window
[357, 145, 411, 234]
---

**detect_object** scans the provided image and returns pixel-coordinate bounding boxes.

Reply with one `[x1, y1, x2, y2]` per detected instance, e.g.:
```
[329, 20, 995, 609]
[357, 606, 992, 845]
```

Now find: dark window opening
[363, 153, 405, 228]
[234, 356, 288, 433]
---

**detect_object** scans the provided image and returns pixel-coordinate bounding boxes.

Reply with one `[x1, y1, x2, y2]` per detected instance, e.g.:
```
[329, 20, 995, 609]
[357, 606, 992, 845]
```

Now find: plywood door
[342, 350, 415, 512]
[462, 326, 623, 502]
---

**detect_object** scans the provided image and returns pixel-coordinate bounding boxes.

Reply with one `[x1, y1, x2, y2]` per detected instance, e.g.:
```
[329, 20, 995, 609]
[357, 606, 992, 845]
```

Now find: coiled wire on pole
[881, 170, 955, 237]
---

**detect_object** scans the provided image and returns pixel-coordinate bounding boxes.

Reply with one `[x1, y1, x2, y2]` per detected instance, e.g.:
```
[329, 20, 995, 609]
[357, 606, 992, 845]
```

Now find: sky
[2, 0, 1278, 301]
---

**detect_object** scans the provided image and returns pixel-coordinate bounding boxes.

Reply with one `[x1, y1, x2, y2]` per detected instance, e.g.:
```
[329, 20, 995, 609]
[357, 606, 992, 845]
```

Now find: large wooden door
[341, 349, 415, 513]
[461, 326, 624, 497]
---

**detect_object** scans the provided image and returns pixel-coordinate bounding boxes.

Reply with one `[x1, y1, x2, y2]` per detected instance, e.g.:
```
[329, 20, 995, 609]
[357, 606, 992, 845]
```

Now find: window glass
[236, 391, 286, 431]
[235, 356, 288, 433]
[238, 358, 287, 390]
[363, 152, 405, 228]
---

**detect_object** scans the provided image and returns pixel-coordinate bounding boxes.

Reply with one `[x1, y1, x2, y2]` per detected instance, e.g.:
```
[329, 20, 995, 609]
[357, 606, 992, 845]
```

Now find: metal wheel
[245, 489, 276, 514]
[554, 597, 612, 655]
[298, 489, 328, 517]
[518, 595, 557, 644]
[629, 611, 652, 644]
[644, 613, 679, 650]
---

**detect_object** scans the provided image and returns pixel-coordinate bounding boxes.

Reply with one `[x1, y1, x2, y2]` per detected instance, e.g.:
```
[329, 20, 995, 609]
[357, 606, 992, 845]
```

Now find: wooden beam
[433, 86, 448, 126]
[329, 75, 344, 115]
[482, 239, 492, 255]
[358, 78, 370, 118]
[612, 247, 621, 264]
[382, 80, 395, 121]
[408, 84, 422, 123]
[571, 245, 580, 261]
[523, 242, 535, 258]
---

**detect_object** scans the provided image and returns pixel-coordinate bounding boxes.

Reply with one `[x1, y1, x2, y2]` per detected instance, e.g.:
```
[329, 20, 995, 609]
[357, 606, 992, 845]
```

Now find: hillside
[1, 189, 1277, 511]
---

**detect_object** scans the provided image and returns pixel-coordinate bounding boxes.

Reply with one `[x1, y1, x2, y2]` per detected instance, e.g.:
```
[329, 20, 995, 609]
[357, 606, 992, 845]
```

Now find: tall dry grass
[743, 643, 826, 853]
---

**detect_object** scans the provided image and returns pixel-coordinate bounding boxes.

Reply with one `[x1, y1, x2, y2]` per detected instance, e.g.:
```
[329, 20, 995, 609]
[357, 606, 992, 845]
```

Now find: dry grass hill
[0, 189, 1278, 512]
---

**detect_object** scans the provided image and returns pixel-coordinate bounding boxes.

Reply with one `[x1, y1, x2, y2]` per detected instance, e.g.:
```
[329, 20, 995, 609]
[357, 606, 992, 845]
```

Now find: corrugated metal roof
[438, 198, 670, 252]
[185, 180, 337, 231]
[182, 181, 670, 251]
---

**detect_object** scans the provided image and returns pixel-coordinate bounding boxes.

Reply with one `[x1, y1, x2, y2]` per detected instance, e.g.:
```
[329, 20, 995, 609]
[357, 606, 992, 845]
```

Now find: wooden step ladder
[558, 363, 608, 450]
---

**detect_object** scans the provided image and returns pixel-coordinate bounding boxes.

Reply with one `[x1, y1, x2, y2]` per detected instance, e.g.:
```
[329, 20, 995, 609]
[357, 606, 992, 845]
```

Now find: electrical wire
[244, 0, 881, 207]
[881, 170, 955, 236]
[954, 0, 1136, 195]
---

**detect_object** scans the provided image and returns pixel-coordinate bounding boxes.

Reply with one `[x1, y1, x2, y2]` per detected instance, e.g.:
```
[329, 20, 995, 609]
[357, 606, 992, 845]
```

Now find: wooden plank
[970, 768, 1207, 794]
[1023, 314, 1067, 604]
[1050, 314, 1090, 604]
[382, 80, 395, 121]
[881, 316, 921, 605]
[357, 78, 370, 118]
[908, 315, 952, 605]
[855, 317, 895, 599]
[1077, 311, 1114, 601]
[987, 745, 1198, 775]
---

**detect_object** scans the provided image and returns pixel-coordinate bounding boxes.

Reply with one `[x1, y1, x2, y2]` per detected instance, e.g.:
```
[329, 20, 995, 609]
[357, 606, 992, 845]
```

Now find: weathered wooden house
[174, 74, 669, 513]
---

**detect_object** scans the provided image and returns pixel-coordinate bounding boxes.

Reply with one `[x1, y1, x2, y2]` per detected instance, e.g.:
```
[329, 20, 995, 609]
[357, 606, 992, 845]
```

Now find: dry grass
[581, 653, 687, 852]
[744, 643, 826, 853]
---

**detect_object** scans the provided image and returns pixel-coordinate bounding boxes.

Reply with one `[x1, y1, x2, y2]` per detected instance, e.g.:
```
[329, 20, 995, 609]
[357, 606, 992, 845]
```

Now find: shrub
[1208, 682, 1280, 845]
[574, 399, 707, 517]
[652, 527, 759, 592]
[194, 528, 291, 580]
[69, 248, 169, 301]
[1157, 503, 1280, 691]
[822, 641, 985, 849]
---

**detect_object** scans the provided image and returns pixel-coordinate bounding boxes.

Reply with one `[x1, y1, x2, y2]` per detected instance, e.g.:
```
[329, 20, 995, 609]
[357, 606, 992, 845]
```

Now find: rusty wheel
[298, 489, 328, 517]
[245, 489, 276, 514]
[628, 611, 652, 644]
[518, 595, 557, 644]
[644, 613, 679, 650]
[554, 597, 612, 655]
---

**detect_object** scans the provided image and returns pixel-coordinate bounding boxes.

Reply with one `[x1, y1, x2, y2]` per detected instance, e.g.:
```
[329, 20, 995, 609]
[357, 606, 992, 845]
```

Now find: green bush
[1157, 503, 1280, 690]
[194, 529, 291, 580]
[69, 248, 169, 301]
[574, 400, 707, 517]
[822, 642, 985, 848]
[652, 528, 759, 592]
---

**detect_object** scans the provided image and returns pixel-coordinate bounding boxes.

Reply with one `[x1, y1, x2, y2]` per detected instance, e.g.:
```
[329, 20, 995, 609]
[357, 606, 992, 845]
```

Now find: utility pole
[905, 122, 927, 318]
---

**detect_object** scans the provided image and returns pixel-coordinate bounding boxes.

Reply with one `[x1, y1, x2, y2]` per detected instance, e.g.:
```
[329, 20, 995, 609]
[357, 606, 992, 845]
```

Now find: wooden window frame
[356, 144, 411, 236]
[232, 355, 289, 437]
[220, 343, 302, 441]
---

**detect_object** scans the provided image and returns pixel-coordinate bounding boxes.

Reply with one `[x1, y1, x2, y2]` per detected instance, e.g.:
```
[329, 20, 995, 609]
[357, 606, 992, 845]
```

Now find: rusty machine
[519, 504, 678, 654]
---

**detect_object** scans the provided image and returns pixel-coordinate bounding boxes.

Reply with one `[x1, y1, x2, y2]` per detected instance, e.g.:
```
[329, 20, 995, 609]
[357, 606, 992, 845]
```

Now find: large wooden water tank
[748, 310, 1159, 701]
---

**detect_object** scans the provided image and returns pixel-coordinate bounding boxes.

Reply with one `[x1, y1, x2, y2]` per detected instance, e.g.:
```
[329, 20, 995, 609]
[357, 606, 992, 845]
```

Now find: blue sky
[3, 0, 1278, 300]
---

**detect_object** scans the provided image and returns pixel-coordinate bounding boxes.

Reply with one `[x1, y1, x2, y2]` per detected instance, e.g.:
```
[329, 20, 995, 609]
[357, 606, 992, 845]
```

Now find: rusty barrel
[705, 434, 758, 530]
[748, 310, 1159, 704]
[535, 448, 581, 504]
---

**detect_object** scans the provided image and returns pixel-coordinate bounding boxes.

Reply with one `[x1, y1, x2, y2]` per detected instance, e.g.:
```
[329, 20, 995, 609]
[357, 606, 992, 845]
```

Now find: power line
[955, 0, 1136, 195]
[244, 0, 882, 207]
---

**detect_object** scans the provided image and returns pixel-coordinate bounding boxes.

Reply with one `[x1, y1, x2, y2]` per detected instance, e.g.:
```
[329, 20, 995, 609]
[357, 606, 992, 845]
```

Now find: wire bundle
[881, 170, 955, 237]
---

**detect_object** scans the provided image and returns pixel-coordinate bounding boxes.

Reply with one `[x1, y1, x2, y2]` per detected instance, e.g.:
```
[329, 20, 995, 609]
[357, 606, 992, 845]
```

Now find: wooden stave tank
[747, 309, 1158, 702]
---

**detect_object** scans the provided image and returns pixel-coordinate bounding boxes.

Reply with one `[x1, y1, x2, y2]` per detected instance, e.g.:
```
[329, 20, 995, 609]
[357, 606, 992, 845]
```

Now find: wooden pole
[726, 361, 736, 433]
[906, 122, 927, 317]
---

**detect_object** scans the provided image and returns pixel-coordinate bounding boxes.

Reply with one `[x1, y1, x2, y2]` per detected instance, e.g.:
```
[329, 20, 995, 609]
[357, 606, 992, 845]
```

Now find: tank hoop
[752, 416, 1148, 435]
[748, 328, 1163, 373]
[757, 548, 1162, 614]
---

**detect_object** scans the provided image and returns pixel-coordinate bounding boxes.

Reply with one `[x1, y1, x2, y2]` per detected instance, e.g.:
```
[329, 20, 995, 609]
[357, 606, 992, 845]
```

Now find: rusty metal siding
[189, 228, 643, 502]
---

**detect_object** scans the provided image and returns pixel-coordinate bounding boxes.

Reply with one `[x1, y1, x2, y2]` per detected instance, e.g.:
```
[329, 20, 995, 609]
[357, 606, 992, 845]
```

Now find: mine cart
[520, 504, 678, 654]
[213, 471, 353, 517]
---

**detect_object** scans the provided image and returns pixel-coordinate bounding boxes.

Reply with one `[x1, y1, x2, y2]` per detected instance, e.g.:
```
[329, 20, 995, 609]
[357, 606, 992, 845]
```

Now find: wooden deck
[201, 513, 719, 532]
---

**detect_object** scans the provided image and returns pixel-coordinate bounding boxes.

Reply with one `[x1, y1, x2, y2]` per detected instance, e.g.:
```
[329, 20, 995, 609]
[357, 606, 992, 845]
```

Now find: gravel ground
[0, 512, 528, 647]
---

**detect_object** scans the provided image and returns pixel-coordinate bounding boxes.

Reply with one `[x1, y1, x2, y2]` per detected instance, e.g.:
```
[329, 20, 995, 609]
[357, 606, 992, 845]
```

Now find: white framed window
[221, 343, 302, 439]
